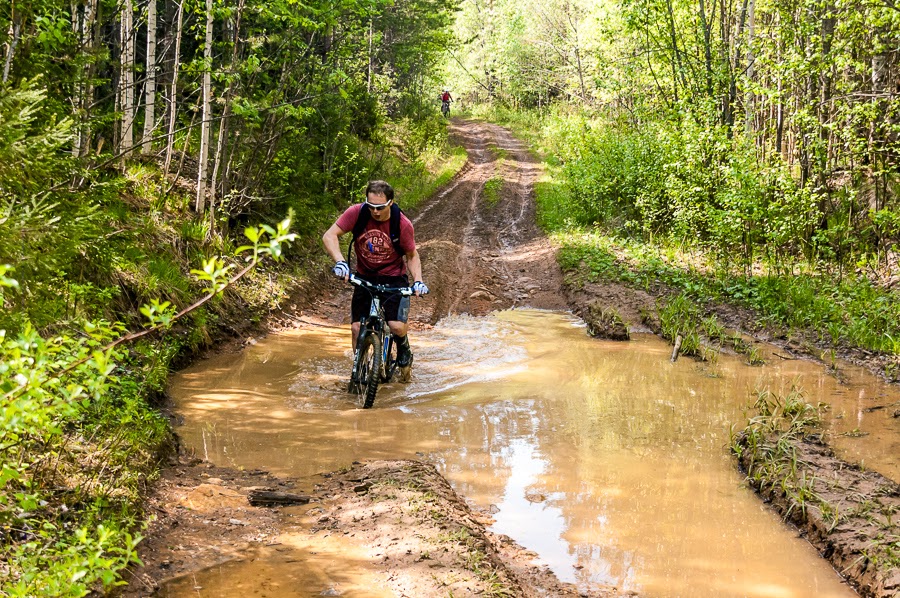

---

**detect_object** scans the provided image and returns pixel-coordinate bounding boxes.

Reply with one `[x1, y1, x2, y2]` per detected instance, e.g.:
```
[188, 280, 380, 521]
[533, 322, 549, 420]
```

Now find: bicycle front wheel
[357, 333, 382, 408]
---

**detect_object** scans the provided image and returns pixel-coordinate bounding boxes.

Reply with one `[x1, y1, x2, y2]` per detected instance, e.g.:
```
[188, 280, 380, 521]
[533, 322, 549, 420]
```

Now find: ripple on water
[285, 313, 530, 411]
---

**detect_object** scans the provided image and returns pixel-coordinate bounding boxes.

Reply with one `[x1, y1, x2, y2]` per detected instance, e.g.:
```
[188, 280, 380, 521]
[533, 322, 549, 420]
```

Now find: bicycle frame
[347, 276, 414, 405]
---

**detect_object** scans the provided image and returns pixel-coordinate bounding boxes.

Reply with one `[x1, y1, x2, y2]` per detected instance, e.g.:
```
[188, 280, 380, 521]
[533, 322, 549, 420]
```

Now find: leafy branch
[0, 218, 296, 408]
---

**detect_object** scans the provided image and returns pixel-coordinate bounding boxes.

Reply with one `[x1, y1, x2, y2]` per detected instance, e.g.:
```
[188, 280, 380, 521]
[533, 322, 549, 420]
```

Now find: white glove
[333, 261, 350, 280]
[412, 281, 429, 296]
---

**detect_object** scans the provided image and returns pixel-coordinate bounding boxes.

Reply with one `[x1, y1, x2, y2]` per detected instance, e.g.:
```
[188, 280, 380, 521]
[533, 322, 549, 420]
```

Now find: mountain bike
[347, 275, 415, 408]
[441, 100, 451, 118]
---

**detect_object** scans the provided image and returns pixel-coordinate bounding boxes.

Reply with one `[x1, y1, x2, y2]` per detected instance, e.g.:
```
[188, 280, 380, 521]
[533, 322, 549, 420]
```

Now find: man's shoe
[397, 353, 413, 383]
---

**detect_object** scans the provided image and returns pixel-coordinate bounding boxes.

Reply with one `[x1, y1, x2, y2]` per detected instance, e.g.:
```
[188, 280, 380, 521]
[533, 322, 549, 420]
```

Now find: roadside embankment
[732, 388, 900, 597]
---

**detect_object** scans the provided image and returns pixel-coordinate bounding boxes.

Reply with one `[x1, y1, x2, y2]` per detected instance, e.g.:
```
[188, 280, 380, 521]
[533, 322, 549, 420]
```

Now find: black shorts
[351, 273, 411, 324]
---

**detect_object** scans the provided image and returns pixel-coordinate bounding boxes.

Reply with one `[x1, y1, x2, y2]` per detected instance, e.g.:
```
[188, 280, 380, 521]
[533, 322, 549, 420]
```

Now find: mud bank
[123, 454, 619, 597]
[734, 433, 900, 597]
[301, 460, 617, 597]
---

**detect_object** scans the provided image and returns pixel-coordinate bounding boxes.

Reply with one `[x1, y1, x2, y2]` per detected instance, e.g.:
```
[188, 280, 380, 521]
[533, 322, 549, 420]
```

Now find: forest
[450, 0, 900, 359]
[1, 0, 899, 593]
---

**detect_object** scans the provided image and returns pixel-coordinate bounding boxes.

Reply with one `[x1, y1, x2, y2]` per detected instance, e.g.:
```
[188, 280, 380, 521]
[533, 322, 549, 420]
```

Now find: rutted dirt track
[310, 120, 569, 326]
[410, 121, 569, 320]
[123, 120, 611, 597]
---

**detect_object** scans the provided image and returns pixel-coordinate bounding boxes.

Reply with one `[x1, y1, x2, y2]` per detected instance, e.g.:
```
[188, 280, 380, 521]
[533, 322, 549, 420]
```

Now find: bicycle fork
[351, 306, 385, 384]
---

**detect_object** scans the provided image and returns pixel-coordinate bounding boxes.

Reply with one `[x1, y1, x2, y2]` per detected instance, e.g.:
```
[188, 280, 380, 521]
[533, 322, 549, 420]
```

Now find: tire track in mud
[411, 119, 567, 326]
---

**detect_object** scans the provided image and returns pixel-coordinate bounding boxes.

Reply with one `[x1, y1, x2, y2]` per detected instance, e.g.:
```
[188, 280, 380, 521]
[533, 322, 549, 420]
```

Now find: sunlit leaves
[190, 257, 234, 294]
[235, 217, 298, 263]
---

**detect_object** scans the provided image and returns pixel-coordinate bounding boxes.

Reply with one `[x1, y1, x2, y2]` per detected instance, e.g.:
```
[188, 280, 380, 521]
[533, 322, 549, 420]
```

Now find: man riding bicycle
[440, 89, 452, 117]
[322, 180, 428, 382]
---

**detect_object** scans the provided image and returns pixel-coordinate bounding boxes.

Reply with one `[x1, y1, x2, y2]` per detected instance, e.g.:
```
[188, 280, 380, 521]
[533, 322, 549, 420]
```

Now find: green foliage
[0, 79, 73, 196]
[0, 315, 158, 596]
[0, 220, 297, 593]
[658, 294, 703, 357]
[6, 524, 143, 598]
[483, 177, 503, 206]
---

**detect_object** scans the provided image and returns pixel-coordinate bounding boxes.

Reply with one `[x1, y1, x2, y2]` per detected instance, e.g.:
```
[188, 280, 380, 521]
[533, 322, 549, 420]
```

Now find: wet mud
[125, 119, 898, 597]
[735, 436, 900, 597]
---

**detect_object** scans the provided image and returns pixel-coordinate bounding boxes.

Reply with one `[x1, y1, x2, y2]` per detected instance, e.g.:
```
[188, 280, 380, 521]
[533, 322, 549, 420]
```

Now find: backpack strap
[347, 203, 404, 272]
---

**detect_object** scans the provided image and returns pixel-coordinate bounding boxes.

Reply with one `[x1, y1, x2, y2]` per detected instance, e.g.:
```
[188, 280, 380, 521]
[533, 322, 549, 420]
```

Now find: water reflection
[166, 310, 890, 597]
[157, 535, 395, 598]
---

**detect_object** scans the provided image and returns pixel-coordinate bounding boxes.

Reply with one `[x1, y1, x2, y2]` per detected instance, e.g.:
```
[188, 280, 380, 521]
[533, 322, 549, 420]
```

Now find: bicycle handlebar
[349, 274, 415, 296]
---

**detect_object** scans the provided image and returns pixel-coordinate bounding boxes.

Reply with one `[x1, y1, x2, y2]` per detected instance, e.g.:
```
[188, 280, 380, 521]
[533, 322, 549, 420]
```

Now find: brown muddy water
[164, 309, 900, 597]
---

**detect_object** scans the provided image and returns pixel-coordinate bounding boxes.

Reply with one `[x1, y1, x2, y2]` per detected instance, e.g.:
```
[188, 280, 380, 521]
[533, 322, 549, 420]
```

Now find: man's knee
[388, 321, 408, 337]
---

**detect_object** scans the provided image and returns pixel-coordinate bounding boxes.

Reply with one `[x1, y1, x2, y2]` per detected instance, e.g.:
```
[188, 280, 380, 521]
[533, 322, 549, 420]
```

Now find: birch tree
[196, 0, 213, 212]
[164, 0, 184, 176]
[120, 0, 136, 157]
[141, 0, 158, 155]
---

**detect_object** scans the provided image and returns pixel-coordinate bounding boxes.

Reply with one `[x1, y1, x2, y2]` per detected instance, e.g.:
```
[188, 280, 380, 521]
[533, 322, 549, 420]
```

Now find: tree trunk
[72, 2, 88, 157]
[664, 0, 684, 103]
[2, 13, 21, 84]
[744, 0, 756, 134]
[163, 0, 184, 177]
[196, 0, 214, 213]
[698, 0, 714, 98]
[367, 14, 373, 93]
[120, 0, 136, 158]
[565, 8, 587, 102]
[210, 0, 245, 228]
[141, 0, 157, 155]
[775, 51, 784, 156]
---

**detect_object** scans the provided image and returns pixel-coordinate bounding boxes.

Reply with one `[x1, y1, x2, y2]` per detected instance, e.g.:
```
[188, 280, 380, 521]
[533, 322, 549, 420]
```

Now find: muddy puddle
[164, 309, 900, 597]
[157, 530, 396, 598]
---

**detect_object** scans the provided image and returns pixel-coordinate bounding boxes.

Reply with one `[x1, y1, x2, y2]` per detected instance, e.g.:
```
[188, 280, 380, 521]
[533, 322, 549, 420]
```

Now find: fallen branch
[671, 334, 683, 362]
[248, 490, 311, 507]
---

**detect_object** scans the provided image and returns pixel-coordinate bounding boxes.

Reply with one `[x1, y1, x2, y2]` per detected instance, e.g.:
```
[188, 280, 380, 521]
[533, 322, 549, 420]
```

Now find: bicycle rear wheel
[357, 333, 382, 408]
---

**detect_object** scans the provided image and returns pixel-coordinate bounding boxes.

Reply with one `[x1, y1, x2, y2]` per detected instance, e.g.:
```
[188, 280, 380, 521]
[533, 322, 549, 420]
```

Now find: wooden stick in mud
[671, 335, 683, 362]
[248, 490, 311, 507]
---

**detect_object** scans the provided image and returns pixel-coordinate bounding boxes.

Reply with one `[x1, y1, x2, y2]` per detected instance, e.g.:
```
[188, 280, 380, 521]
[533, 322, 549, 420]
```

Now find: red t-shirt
[336, 204, 416, 276]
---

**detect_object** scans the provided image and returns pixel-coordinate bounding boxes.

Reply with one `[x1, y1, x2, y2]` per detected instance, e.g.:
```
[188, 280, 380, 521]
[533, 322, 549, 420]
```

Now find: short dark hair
[365, 180, 394, 202]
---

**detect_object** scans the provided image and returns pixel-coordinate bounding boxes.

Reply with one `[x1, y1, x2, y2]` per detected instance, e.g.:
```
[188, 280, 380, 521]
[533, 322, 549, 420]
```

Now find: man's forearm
[407, 251, 424, 282]
[322, 226, 346, 263]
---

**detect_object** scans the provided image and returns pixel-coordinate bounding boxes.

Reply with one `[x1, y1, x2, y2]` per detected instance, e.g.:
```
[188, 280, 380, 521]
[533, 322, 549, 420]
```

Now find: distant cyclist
[440, 89, 453, 117]
[322, 180, 428, 382]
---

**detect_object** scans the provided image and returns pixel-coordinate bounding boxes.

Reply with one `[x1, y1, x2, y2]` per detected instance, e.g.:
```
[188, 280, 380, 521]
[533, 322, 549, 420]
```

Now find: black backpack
[348, 203, 404, 272]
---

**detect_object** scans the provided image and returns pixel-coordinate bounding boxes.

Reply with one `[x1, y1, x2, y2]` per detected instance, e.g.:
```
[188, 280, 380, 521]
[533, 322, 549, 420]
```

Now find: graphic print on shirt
[357, 229, 396, 268]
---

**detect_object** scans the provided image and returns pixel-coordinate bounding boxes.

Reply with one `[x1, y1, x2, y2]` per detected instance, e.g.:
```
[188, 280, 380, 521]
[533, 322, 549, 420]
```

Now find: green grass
[392, 144, 467, 211]
[483, 176, 503, 206]
[550, 227, 900, 364]
[731, 386, 900, 572]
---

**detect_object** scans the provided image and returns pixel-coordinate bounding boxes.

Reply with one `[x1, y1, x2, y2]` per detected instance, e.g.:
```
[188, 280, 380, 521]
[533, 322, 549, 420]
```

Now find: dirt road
[309, 119, 569, 326]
